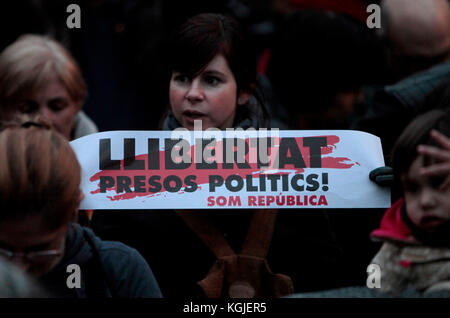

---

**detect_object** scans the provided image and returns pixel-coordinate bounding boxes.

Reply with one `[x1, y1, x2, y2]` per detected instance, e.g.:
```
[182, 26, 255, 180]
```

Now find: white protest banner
[70, 130, 390, 209]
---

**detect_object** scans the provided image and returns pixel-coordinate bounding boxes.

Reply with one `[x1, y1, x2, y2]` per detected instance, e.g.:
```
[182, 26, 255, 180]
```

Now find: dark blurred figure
[0, 1, 53, 52]
[417, 82, 450, 115]
[352, 0, 450, 159]
[261, 9, 388, 288]
[266, 10, 385, 129]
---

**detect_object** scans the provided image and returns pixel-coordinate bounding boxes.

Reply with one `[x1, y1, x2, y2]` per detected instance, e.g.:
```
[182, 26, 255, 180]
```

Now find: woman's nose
[37, 106, 54, 120]
[186, 79, 204, 102]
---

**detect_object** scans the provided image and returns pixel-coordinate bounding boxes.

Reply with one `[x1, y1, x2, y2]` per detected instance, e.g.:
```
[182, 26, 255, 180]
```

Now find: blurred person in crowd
[0, 34, 99, 225]
[352, 0, 450, 158]
[380, 0, 450, 81]
[0, 117, 162, 298]
[417, 82, 450, 115]
[92, 13, 343, 298]
[264, 9, 387, 287]
[265, 10, 385, 130]
[0, 34, 97, 140]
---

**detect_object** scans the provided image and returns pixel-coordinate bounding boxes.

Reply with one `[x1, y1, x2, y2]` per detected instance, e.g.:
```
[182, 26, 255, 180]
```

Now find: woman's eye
[203, 76, 221, 86]
[173, 74, 190, 84]
[49, 99, 68, 112]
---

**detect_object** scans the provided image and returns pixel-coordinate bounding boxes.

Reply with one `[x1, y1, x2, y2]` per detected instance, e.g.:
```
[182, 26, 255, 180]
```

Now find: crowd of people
[0, 0, 449, 298]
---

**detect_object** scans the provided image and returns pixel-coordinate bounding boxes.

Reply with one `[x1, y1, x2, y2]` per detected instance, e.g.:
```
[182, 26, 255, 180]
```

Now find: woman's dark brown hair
[167, 13, 256, 94]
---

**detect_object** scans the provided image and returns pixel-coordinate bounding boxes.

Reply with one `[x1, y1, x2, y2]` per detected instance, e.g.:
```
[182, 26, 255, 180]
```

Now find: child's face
[402, 155, 450, 231]
[169, 54, 244, 130]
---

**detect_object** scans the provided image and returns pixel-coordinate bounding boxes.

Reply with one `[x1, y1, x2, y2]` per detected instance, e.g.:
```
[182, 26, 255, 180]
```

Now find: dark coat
[352, 61, 450, 157]
[91, 209, 343, 298]
[39, 223, 162, 298]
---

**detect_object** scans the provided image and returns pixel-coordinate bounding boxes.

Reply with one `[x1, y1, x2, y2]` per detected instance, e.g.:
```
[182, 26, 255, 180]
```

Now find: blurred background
[0, 0, 386, 132]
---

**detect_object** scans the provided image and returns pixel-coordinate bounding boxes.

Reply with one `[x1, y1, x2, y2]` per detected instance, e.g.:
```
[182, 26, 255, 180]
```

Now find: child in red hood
[370, 110, 450, 295]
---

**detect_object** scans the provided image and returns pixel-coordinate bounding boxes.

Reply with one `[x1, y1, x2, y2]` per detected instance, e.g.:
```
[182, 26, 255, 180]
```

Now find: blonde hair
[0, 116, 81, 230]
[0, 34, 86, 111]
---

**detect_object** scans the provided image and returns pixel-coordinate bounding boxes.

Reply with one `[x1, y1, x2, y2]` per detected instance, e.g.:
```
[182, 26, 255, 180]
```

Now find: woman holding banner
[92, 13, 343, 298]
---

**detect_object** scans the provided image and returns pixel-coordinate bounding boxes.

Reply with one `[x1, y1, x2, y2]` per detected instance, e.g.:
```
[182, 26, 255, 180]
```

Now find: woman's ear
[71, 191, 85, 222]
[237, 90, 251, 106]
[77, 191, 85, 206]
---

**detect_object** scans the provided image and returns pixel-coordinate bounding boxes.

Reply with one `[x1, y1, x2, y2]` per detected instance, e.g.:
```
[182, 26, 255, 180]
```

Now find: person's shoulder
[96, 238, 139, 256]
[72, 111, 99, 139]
[82, 226, 163, 298]
[95, 240, 147, 277]
[384, 61, 450, 107]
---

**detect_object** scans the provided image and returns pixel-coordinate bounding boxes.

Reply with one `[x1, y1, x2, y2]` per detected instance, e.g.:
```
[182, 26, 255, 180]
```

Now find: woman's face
[15, 74, 79, 140]
[170, 54, 246, 130]
[0, 217, 67, 278]
[403, 155, 450, 231]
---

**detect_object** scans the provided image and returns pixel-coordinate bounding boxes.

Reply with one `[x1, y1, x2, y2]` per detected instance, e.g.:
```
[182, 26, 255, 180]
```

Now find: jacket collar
[371, 198, 417, 244]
